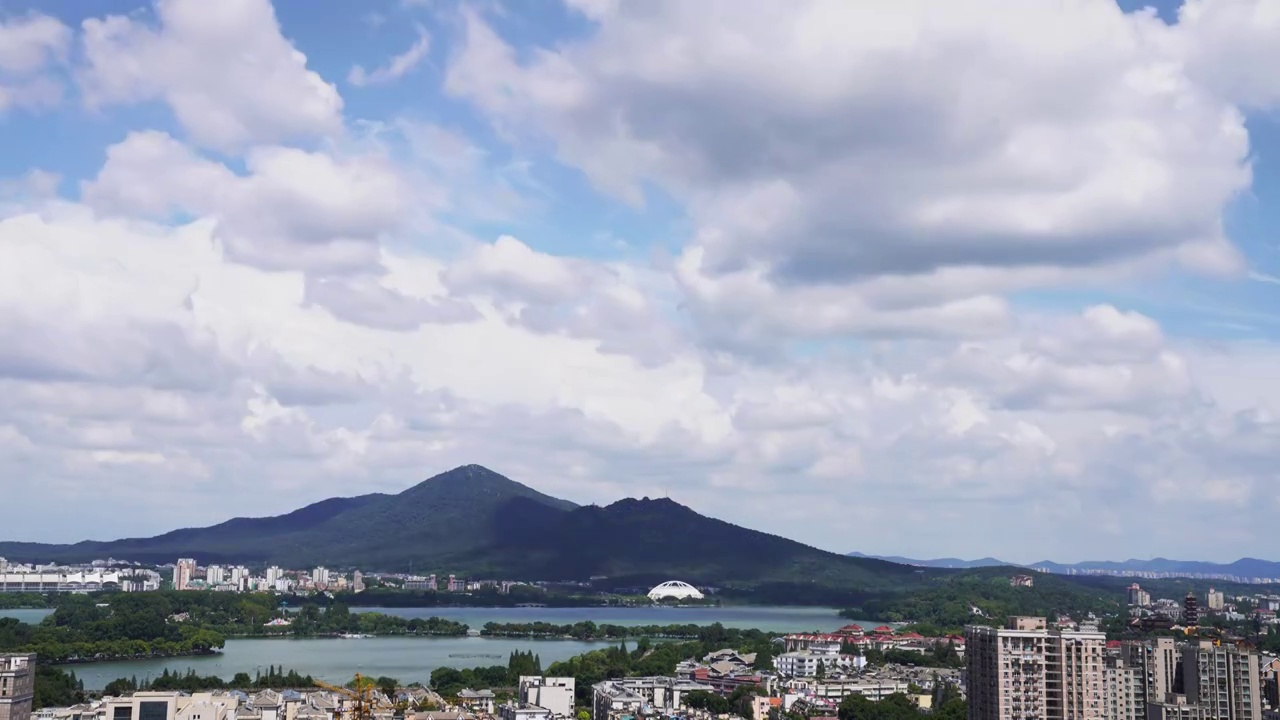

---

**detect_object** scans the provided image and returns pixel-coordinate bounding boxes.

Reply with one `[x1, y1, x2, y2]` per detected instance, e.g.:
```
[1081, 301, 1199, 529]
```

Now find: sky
[2, 0, 1280, 564]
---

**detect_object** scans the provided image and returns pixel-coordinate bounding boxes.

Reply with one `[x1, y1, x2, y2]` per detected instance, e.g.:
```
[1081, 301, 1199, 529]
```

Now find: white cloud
[0, 13, 71, 112]
[446, 0, 1253, 349]
[79, 0, 343, 151]
[83, 130, 408, 274]
[349, 26, 431, 87]
[7, 0, 1280, 565]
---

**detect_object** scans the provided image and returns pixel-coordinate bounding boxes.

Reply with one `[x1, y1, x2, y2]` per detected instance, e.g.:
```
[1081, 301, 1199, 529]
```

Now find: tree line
[429, 651, 543, 696]
[479, 620, 781, 642]
[0, 592, 470, 664]
[841, 573, 1120, 628]
[103, 666, 319, 696]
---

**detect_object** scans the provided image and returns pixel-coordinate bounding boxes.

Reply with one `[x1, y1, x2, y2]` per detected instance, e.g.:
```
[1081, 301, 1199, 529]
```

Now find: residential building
[810, 679, 908, 702]
[1103, 656, 1142, 720]
[205, 566, 225, 585]
[1046, 627, 1107, 720]
[1012, 576, 1036, 588]
[774, 651, 854, 678]
[498, 706, 550, 720]
[455, 691, 494, 715]
[518, 678, 574, 719]
[265, 567, 283, 586]
[967, 617, 1050, 720]
[1208, 591, 1226, 612]
[105, 691, 184, 720]
[403, 577, 435, 591]
[591, 678, 712, 720]
[1123, 638, 1179, 711]
[311, 568, 329, 587]
[1183, 641, 1261, 720]
[1148, 694, 1202, 720]
[447, 576, 460, 592]
[173, 559, 197, 591]
[1128, 585, 1152, 608]
[0, 654, 35, 720]
[967, 616, 1106, 720]
[353, 571, 365, 593]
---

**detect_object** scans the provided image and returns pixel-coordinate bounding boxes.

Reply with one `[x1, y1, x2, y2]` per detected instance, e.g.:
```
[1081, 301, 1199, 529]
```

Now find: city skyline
[6, 0, 1280, 561]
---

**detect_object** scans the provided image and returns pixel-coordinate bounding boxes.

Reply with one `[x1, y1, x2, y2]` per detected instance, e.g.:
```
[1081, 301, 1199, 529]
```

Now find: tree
[816, 659, 826, 679]
[753, 645, 775, 671]
[375, 676, 400, 698]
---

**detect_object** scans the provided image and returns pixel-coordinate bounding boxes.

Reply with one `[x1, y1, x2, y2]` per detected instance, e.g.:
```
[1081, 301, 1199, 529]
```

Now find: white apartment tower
[312, 567, 329, 586]
[172, 558, 197, 591]
[1207, 589, 1225, 612]
[266, 566, 283, 585]
[967, 617, 1106, 720]
[204, 565, 225, 585]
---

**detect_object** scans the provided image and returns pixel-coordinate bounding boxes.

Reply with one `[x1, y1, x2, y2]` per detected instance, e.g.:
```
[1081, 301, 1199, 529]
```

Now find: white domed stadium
[647, 580, 705, 601]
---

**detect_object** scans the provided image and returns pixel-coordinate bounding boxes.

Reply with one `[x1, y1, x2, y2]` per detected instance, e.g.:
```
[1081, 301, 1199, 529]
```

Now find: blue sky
[3, 0, 1280, 563]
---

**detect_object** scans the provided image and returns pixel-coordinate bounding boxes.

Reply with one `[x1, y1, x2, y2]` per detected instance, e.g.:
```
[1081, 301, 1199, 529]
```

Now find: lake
[0, 608, 54, 623]
[344, 605, 848, 632]
[52, 605, 849, 689]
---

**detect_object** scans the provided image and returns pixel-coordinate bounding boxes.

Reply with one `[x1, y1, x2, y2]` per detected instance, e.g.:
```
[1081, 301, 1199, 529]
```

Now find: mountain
[1028, 557, 1280, 578]
[0, 465, 927, 589]
[847, 553, 1011, 569]
[0, 465, 576, 568]
[848, 553, 1280, 580]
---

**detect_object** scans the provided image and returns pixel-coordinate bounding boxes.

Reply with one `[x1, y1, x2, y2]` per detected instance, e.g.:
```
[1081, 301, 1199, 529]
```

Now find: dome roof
[647, 580, 705, 600]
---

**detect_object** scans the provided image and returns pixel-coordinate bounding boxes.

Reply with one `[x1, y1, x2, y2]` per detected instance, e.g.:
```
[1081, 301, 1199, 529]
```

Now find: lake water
[53, 605, 848, 690]
[0, 608, 54, 623]
[61, 636, 618, 690]
[344, 605, 847, 632]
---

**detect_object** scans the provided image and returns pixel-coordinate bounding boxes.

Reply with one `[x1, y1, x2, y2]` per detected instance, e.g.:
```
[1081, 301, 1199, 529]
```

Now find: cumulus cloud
[7, 0, 1280, 564]
[445, 0, 1253, 349]
[83, 130, 407, 274]
[79, 0, 343, 151]
[0, 13, 71, 112]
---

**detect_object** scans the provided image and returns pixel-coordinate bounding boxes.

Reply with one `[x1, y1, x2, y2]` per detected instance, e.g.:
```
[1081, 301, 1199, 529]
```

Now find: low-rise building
[591, 678, 712, 720]
[517, 677, 574, 719]
[497, 705, 551, 720]
[455, 690, 494, 715]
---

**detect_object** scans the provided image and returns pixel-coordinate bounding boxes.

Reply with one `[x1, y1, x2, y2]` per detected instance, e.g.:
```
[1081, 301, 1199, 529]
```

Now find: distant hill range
[0, 465, 930, 591]
[848, 553, 1280, 580]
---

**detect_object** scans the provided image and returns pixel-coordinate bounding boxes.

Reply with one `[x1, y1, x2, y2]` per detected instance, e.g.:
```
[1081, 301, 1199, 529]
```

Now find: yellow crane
[312, 674, 395, 720]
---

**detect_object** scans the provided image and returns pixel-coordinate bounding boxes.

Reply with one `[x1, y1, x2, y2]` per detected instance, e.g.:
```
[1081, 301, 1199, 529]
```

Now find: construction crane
[312, 674, 395, 720]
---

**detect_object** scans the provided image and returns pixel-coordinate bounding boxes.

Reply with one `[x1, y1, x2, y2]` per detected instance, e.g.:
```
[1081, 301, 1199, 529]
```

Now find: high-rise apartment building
[1182, 641, 1260, 720]
[1122, 637, 1178, 711]
[1103, 657, 1142, 720]
[204, 565, 225, 585]
[312, 567, 329, 586]
[353, 570, 365, 593]
[1128, 585, 1152, 608]
[967, 617, 1106, 720]
[1048, 628, 1107, 720]
[266, 566, 283, 586]
[0, 654, 35, 720]
[447, 575, 460, 592]
[230, 566, 248, 586]
[172, 558, 197, 591]
[1207, 590, 1225, 612]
